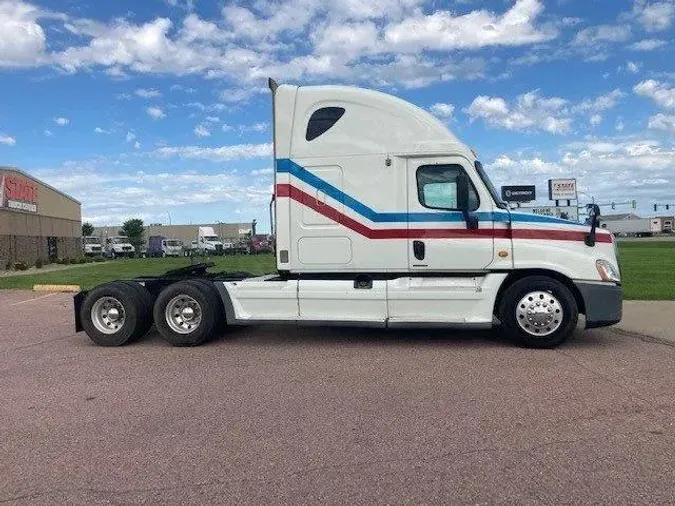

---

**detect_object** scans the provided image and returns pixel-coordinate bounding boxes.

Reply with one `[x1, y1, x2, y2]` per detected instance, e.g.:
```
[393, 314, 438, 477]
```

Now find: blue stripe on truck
[276, 158, 579, 226]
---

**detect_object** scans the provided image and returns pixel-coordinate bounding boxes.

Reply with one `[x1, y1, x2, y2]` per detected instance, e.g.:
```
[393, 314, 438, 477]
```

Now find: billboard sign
[501, 185, 536, 203]
[1, 173, 38, 213]
[522, 206, 579, 222]
[548, 178, 577, 200]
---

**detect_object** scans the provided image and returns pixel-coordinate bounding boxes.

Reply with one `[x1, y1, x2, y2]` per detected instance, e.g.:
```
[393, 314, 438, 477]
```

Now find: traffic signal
[667, 205, 670, 211]
[654, 204, 658, 211]
[631, 200, 637, 209]
[611, 202, 615, 210]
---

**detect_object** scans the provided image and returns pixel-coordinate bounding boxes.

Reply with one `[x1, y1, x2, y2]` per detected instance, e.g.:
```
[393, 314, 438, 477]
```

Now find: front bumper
[575, 281, 622, 329]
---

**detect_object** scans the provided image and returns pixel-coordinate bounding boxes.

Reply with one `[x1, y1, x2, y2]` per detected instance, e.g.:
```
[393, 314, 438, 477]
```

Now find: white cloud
[484, 138, 675, 206]
[590, 114, 603, 127]
[135, 88, 162, 98]
[94, 127, 110, 134]
[633, 0, 675, 32]
[146, 106, 166, 119]
[0, 0, 47, 67]
[634, 80, 675, 109]
[573, 89, 625, 113]
[465, 90, 571, 135]
[629, 38, 668, 51]
[430, 103, 455, 119]
[0, 133, 17, 146]
[615, 119, 625, 132]
[125, 131, 136, 143]
[54, 116, 69, 126]
[33, 158, 272, 226]
[627, 61, 641, 74]
[194, 124, 210, 137]
[383, 0, 555, 52]
[251, 167, 273, 176]
[222, 123, 234, 132]
[134, 140, 141, 149]
[153, 142, 272, 161]
[205, 116, 220, 123]
[44, 129, 52, 136]
[573, 25, 631, 46]
[170, 84, 195, 93]
[249, 122, 268, 133]
[648, 113, 675, 131]
[219, 87, 267, 103]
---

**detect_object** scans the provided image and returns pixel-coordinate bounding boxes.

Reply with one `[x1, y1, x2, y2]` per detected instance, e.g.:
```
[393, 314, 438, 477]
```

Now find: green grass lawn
[617, 241, 675, 300]
[1, 244, 673, 300]
[0, 255, 276, 291]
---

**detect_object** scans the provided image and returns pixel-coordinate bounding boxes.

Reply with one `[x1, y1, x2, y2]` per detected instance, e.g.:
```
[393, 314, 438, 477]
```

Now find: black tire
[498, 276, 578, 349]
[153, 280, 222, 346]
[187, 279, 226, 332]
[116, 281, 155, 340]
[80, 282, 147, 346]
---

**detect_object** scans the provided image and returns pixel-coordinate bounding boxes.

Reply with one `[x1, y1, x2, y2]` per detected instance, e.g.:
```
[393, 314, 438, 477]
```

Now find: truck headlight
[596, 259, 621, 283]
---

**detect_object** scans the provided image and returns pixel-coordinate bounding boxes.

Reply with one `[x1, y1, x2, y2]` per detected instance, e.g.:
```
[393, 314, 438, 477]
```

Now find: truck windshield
[112, 238, 128, 244]
[84, 237, 99, 244]
[166, 240, 181, 246]
[204, 236, 219, 241]
[475, 161, 507, 209]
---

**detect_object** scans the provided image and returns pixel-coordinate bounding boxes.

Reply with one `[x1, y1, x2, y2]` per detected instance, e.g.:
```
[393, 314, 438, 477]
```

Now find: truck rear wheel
[80, 282, 148, 346]
[498, 276, 578, 348]
[116, 281, 155, 339]
[153, 281, 222, 346]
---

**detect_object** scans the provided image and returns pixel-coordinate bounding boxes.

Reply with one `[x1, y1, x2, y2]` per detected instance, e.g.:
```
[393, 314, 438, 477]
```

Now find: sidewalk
[616, 301, 675, 344]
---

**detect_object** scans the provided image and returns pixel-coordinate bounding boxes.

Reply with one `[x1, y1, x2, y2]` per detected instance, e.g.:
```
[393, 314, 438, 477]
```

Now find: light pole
[166, 211, 172, 225]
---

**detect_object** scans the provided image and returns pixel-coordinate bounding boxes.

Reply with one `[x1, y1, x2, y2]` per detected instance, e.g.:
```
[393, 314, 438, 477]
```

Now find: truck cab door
[407, 157, 494, 271]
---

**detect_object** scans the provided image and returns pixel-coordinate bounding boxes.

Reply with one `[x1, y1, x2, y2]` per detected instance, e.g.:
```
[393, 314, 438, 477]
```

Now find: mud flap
[73, 291, 88, 332]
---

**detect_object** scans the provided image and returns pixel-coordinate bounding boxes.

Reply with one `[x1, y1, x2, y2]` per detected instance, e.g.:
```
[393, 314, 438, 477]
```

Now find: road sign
[548, 179, 577, 200]
[519, 206, 579, 222]
[501, 185, 536, 203]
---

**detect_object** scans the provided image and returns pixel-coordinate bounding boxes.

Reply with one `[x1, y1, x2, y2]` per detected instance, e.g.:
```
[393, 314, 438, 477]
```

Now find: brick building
[0, 167, 81, 268]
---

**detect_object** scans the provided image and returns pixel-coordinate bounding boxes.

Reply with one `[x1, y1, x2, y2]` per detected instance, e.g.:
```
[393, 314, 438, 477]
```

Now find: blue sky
[0, 0, 674, 229]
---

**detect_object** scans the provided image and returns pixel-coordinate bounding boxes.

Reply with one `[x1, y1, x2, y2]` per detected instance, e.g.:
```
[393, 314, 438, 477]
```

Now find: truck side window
[417, 165, 479, 211]
[306, 107, 345, 141]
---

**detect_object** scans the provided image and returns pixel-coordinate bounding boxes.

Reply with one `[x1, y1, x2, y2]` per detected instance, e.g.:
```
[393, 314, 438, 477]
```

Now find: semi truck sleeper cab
[74, 80, 622, 349]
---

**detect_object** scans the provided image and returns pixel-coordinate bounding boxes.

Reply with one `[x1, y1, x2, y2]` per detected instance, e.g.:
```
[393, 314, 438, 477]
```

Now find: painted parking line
[10, 292, 60, 306]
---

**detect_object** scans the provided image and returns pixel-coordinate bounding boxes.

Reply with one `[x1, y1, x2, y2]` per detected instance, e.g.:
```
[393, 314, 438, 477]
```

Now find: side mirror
[457, 173, 479, 230]
[585, 204, 601, 246]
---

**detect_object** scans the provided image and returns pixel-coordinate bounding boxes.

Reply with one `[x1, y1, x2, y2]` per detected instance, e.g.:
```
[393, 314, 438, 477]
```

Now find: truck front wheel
[153, 281, 222, 346]
[498, 276, 578, 348]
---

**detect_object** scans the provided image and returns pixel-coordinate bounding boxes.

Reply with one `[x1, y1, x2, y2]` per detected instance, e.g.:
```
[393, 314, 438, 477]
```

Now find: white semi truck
[74, 80, 622, 349]
[82, 236, 103, 256]
[194, 226, 227, 255]
[104, 236, 135, 259]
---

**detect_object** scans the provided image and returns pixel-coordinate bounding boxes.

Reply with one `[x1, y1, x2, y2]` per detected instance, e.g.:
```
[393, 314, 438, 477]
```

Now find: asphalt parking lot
[1, 290, 674, 505]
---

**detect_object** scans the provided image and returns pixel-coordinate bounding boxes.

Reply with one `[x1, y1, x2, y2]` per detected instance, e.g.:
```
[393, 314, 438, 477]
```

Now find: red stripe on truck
[276, 184, 612, 243]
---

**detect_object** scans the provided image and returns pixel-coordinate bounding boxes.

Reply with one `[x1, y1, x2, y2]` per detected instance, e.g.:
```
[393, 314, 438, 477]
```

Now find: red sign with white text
[1, 174, 39, 213]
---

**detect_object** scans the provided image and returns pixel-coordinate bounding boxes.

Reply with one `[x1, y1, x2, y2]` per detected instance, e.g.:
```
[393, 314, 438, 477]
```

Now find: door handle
[413, 240, 425, 260]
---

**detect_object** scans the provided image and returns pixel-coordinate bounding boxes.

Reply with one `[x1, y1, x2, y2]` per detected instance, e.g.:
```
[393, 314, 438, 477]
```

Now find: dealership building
[0, 167, 82, 268]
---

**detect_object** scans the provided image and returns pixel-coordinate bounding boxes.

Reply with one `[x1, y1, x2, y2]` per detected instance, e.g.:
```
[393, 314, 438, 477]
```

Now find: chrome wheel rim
[165, 295, 202, 334]
[516, 291, 563, 337]
[91, 297, 126, 335]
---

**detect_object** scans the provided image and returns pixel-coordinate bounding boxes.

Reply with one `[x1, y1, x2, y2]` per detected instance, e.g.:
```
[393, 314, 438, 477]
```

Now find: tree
[121, 218, 145, 253]
[82, 222, 94, 237]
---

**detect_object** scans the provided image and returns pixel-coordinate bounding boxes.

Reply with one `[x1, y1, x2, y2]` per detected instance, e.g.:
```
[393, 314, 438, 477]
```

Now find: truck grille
[92, 246, 101, 251]
[123, 246, 132, 251]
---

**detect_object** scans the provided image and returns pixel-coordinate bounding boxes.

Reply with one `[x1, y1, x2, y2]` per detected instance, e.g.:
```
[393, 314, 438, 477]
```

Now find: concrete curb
[33, 284, 81, 293]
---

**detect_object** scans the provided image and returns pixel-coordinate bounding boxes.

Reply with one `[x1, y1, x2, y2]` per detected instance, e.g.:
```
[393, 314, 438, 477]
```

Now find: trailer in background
[599, 218, 661, 237]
